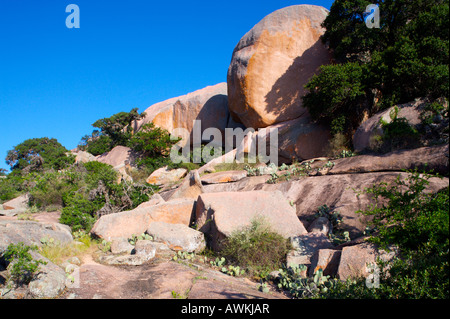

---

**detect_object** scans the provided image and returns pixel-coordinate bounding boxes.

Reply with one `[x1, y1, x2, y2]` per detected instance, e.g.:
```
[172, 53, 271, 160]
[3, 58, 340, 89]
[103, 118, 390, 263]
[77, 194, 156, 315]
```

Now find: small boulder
[96, 145, 135, 168]
[136, 193, 166, 209]
[110, 238, 135, 255]
[166, 170, 204, 201]
[73, 151, 97, 164]
[309, 249, 341, 277]
[286, 233, 334, 267]
[2, 194, 30, 211]
[90, 198, 196, 240]
[27, 252, 67, 299]
[146, 166, 188, 187]
[146, 222, 206, 253]
[337, 243, 396, 281]
[133, 240, 157, 259]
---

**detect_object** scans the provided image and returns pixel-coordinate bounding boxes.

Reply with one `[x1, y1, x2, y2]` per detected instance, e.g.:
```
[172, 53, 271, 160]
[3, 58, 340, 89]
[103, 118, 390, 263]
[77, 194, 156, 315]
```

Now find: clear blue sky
[0, 0, 333, 172]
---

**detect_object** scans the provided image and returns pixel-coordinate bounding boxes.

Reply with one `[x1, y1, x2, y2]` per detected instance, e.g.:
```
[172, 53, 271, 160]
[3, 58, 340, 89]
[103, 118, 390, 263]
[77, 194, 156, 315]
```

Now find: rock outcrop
[195, 190, 307, 251]
[0, 220, 73, 252]
[330, 144, 449, 176]
[353, 98, 425, 152]
[135, 83, 238, 146]
[96, 145, 136, 168]
[202, 172, 448, 238]
[2, 194, 29, 211]
[146, 221, 206, 253]
[146, 166, 188, 187]
[90, 198, 196, 240]
[0, 219, 73, 299]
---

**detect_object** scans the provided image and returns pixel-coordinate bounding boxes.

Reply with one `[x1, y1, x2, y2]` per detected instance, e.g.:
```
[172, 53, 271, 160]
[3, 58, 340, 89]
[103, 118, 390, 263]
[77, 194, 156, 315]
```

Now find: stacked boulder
[227, 5, 332, 162]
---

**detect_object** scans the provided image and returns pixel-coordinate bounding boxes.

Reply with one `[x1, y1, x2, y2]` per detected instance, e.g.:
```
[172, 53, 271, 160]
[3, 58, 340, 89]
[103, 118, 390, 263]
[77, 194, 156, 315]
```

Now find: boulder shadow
[264, 39, 331, 123]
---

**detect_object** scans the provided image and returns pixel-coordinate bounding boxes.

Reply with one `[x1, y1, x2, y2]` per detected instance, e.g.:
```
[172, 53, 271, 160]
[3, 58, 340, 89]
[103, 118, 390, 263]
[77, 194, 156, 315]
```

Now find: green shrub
[323, 171, 449, 299]
[29, 171, 78, 209]
[0, 172, 32, 202]
[86, 135, 113, 156]
[79, 108, 146, 155]
[2, 242, 47, 286]
[377, 106, 421, 152]
[220, 217, 291, 278]
[83, 161, 118, 190]
[59, 193, 98, 232]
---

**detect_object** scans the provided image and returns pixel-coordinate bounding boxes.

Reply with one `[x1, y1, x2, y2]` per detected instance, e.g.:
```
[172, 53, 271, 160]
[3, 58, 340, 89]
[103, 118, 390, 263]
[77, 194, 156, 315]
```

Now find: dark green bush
[3, 242, 47, 286]
[5, 137, 75, 173]
[78, 108, 145, 155]
[86, 135, 113, 156]
[322, 171, 449, 299]
[83, 161, 118, 190]
[29, 171, 80, 209]
[59, 193, 98, 232]
[303, 0, 449, 138]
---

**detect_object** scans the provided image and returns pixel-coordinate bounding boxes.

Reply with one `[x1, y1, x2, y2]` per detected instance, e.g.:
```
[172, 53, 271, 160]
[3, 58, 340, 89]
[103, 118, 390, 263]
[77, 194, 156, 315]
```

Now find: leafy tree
[6, 137, 75, 173]
[78, 131, 112, 156]
[128, 122, 180, 171]
[303, 0, 449, 137]
[79, 108, 146, 155]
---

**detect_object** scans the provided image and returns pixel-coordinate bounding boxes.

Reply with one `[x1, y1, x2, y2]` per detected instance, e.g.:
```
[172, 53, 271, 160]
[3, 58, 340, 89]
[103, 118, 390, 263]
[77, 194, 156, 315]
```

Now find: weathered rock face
[353, 99, 425, 152]
[136, 194, 166, 209]
[0, 220, 73, 252]
[337, 243, 396, 281]
[95, 145, 136, 183]
[27, 252, 67, 299]
[146, 221, 206, 253]
[0, 220, 72, 299]
[195, 190, 307, 251]
[136, 83, 234, 146]
[99, 240, 157, 266]
[90, 199, 196, 240]
[309, 249, 341, 277]
[164, 170, 205, 201]
[330, 144, 449, 176]
[202, 172, 449, 238]
[227, 5, 331, 129]
[2, 194, 29, 211]
[201, 170, 248, 185]
[254, 116, 331, 162]
[96, 145, 135, 167]
[73, 150, 97, 164]
[146, 166, 188, 187]
[286, 233, 333, 267]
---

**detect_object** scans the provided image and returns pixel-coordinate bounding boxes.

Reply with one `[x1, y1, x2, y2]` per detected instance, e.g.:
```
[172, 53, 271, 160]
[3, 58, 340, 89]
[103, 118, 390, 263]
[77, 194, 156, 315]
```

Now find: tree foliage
[6, 137, 74, 173]
[78, 108, 145, 156]
[128, 122, 179, 171]
[303, 0, 449, 136]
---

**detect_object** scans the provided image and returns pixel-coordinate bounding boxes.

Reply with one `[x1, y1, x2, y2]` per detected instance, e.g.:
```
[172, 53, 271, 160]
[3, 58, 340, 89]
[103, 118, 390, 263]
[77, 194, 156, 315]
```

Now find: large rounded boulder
[227, 5, 331, 129]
